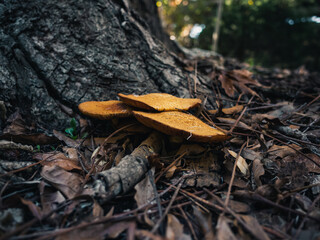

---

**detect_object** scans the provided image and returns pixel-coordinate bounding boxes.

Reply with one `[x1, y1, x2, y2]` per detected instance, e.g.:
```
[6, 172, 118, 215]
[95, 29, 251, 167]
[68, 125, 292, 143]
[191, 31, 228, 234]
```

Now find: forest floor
[1, 52, 320, 240]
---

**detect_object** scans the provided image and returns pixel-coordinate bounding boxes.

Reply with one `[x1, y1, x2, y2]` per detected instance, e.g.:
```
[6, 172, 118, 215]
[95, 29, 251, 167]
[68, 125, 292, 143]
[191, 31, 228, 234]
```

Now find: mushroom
[78, 95, 229, 143]
[78, 100, 132, 120]
[78, 94, 229, 203]
[133, 110, 229, 142]
[118, 93, 201, 111]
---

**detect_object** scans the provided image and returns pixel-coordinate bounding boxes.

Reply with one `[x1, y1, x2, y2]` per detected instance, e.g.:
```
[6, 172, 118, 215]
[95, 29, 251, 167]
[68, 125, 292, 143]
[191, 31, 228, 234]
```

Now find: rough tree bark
[0, 0, 212, 131]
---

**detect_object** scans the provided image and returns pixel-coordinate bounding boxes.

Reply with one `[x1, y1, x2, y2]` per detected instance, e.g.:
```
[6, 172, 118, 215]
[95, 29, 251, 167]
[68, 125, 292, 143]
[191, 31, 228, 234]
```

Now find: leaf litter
[1, 59, 320, 240]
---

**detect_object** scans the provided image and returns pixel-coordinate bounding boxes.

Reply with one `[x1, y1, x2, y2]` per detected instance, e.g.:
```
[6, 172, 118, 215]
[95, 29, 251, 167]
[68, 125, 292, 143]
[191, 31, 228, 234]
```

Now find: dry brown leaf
[208, 105, 244, 115]
[217, 69, 263, 98]
[227, 199, 250, 213]
[92, 200, 104, 218]
[193, 206, 215, 240]
[216, 215, 237, 240]
[134, 168, 155, 208]
[218, 74, 236, 97]
[53, 130, 80, 148]
[267, 144, 301, 159]
[283, 153, 320, 174]
[57, 221, 135, 240]
[176, 144, 206, 156]
[41, 165, 84, 199]
[40, 187, 65, 216]
[251, 113, 277, 123]
[34, 152, 81, 171]
[252, 159, 265, 186]
[165, 165, 178, 179]
[217, 117, 252, 130]
[63, 147, 79, 160]
[228, 150, 249, 176]
[223, 173, 248, 188]
[2, 112, 57, 145]
[240, 215, 270, 240]
[166, 214, 191, 240]
[20, 198, 43, 220]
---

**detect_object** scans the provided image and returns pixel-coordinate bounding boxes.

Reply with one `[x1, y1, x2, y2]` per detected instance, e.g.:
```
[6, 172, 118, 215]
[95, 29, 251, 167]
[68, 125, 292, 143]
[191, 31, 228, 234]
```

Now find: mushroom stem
[86, 131, 163, 203]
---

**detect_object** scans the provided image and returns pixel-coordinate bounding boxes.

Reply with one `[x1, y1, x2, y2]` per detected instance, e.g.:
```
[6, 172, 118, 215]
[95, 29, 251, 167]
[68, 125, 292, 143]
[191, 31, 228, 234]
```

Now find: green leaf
[65, 127, 75, 137]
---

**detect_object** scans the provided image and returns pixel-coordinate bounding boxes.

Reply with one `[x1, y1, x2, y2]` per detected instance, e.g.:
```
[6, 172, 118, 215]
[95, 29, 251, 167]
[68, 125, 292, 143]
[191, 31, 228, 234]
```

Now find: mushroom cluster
[78, 93, 229, 142]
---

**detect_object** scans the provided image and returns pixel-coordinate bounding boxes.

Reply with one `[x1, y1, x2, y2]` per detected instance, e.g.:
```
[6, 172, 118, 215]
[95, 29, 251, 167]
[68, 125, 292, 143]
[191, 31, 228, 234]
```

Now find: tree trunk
[0, 0, 212, 131]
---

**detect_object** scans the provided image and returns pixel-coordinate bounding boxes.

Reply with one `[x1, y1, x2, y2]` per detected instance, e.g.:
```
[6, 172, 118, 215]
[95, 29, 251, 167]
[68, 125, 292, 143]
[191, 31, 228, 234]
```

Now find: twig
[0, 156, 47, 178]
[228, 96, 254, 134]
[293, 193, 320, 239]
[147, 169, 163, 234]
[155, 151, 187, 183]
[224, 141, 247, 209]
[232, 191, 320, 223]
[84, 123, 137, 182]
[262, 226, 290, 239]
[151, 179, 183, 234]
[298, 94, 320, 112]
[178, 206, 198, 240]
[247, 103, 287, 111]
[204, 188, 269, 240]
[0, 201, 71, 240]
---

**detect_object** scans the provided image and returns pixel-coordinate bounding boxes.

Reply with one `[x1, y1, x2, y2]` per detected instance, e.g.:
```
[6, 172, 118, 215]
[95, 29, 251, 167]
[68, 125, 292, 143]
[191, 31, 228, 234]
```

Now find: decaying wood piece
[85, 131, 163, 203]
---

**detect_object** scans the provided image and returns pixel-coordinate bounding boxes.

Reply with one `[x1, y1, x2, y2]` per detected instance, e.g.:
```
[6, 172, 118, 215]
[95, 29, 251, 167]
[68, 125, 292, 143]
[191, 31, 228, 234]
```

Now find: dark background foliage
[159, 0, 320, 70]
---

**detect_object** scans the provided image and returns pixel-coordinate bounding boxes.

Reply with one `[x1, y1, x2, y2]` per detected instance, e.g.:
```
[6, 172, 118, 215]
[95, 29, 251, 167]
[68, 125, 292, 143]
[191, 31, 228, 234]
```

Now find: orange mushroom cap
[78, 100, 132, 120]
[133, 111, 230, 142]
[118, 93, 201, 111]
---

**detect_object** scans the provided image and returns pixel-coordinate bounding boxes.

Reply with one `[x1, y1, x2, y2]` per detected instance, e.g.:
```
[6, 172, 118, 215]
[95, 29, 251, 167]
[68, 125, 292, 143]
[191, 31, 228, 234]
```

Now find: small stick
[178, 206, 198, 240]
[224, 141, 247, 210]
[151, 179, 183, 234]
[228, 96, 254, 134]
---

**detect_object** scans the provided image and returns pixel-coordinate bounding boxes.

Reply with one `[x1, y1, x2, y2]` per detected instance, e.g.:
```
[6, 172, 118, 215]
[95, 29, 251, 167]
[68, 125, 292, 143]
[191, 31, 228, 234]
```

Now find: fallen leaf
[223, 173, 249, 188]
[193, 206, 214, 240]
[1, 111, 57, 145]
[208, 105, 244, 115]
[165, 165, 178, 179]
[20, 198, 43, 220]
[217, 117, 252, 130]
[240, 215, 270, 240]
[282, 153, 320, 173]
[176, 144, 206, 156]
[267, 144, 301, 159]
[166, 214, 191, 240]
[227, 150, 249, 176]
[41, 165, 84, 199]
[218, 74, 236, 97]
[57, 221, 135, 240]
[63, 147, 79, 160]
[134, 168, 155, 208]
[217, 69, 263, 98]
[40, 186, 66, 216]
[252, 159, 265, 186]
[53, 130, 80, 148]
[216, 215, 237, 240]
[226, 199, 250, 213]
[34, 152, 81, 171]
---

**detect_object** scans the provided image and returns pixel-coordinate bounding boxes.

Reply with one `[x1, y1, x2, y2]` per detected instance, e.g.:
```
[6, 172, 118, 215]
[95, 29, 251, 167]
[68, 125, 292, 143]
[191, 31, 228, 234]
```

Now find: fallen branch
[85, 131, 163, 203]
